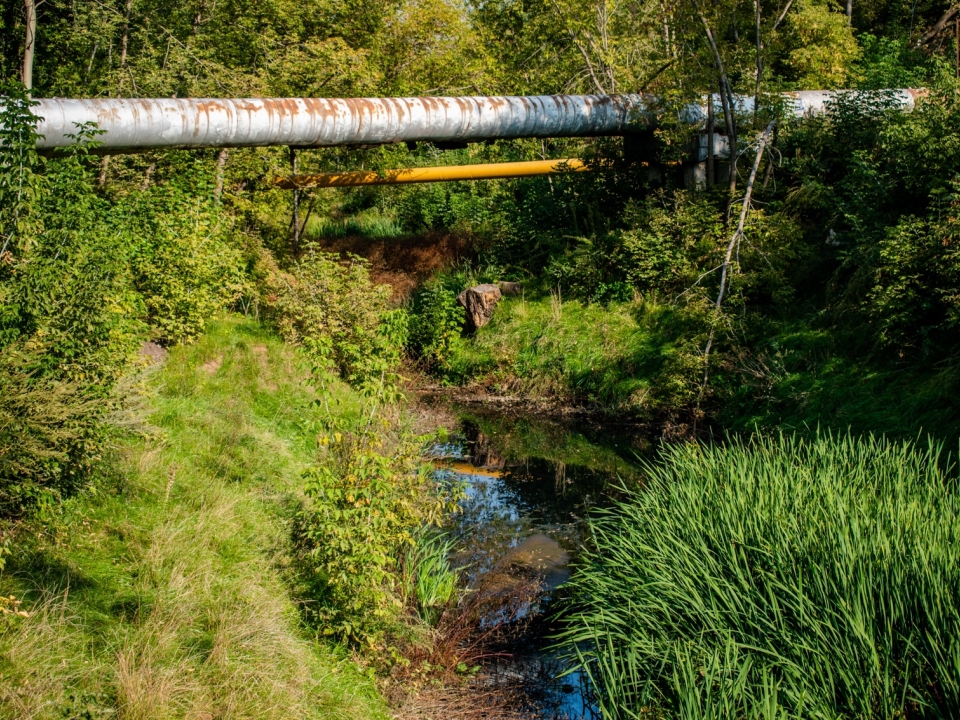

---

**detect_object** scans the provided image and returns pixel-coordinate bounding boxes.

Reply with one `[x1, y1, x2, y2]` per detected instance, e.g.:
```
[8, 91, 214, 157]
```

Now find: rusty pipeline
[275, 158, 588, 189]
[23, 90, 925, 154]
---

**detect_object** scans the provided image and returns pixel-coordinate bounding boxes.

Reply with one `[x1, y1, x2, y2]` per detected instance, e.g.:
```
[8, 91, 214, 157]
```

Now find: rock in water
[457, 283, 502, 330]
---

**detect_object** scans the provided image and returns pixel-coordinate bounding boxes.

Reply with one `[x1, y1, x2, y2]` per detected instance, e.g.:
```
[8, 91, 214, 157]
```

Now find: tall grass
[305, 209, 404, 239]
[557, 433, 960, 719]
[0, 318, 386, 720]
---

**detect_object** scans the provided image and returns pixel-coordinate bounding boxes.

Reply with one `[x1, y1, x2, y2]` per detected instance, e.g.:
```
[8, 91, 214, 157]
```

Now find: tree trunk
[694, 8, 739, 216]
[697, 120, 776, 410]
[290, 147, 300, 257]
[214, 148, 228, 200]
[707, 94, 715, 187]
[846, 0, 852, 25]
[755, 0, 763, 126]
[21, 0, 36, 93]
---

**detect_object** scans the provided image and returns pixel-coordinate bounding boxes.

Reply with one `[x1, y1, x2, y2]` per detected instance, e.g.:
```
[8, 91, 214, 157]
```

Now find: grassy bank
[443, 294, 702, 418]
[0, 317, 387, 720]
[435, 291, 960, 438]
[558, 433, 960, 719]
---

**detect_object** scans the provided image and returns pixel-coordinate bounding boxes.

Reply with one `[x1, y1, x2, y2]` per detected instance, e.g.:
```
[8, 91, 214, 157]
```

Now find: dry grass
[0, 316, 387, 720]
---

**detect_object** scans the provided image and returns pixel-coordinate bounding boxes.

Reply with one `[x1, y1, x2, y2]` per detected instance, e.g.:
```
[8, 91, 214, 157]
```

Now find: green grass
[0, 316, 387, 720]
[305, 208, 404, 239]
[722, 323, 960, 439]
[445, 294, 701, 417]
[557, 432, 960, 719]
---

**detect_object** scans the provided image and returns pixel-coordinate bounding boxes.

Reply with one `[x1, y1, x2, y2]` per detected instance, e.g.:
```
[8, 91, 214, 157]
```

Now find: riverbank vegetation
[558, 433, 960, 718]
[4, 0, 960, 716]
[0, 318, 390, 719]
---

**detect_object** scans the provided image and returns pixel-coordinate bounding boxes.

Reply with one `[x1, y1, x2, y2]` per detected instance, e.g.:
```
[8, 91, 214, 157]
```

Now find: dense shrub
[559, 433, 960, 719]
[0, 89, 142, 512]
[0, 84, 261, 514]
[261, 250, 407, 396]
[407, 278, 465, 371]
[124, 170, 251, 344]
[293, 419, 459, 643]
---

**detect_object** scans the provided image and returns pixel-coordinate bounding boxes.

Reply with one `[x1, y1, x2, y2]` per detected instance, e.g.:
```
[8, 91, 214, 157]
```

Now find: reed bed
[557, 433, 960, 719]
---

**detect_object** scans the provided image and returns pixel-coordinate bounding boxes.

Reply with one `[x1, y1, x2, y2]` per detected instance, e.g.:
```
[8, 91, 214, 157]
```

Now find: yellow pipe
[274, 158, 588, 189]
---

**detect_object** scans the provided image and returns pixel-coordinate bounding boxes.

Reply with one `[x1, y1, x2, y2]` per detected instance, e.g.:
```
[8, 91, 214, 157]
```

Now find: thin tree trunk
[141, 161, 155, 190]
[697, 120, 776, 409]
[707, 93, 715, 186]
[694, 7, 739, 215]
[98, 156, 110, 187]
[290, 147, 300, 257]
[117, 0, 133, 89]
[22, 0, 36, 93]
[846, 0, 852, 25]
[922, 6, 958, 45]
[956, 16, 959, 78]
[214, 148, 228, 200]
[755, 0, 763, 126]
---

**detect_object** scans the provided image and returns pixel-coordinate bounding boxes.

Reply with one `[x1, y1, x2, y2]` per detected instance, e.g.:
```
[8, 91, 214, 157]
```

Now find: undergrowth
[0, 317, 387, 720]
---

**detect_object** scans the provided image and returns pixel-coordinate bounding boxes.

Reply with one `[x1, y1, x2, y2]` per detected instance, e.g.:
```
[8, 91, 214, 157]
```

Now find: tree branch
[772, 0, 794, 31]
[697, 120, 776, 410]
[922, 5, 959, 44]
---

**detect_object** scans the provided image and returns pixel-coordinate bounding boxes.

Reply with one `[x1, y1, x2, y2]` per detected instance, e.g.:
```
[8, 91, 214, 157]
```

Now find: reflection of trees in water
[445, 417, 629, 576]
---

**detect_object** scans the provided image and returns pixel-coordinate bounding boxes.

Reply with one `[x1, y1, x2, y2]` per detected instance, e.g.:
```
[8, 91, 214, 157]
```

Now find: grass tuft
[558, 432, 960, 719]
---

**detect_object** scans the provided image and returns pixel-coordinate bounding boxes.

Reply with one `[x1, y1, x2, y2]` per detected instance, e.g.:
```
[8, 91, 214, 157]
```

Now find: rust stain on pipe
[275, 158, 589, 189]
[23, 90, 924, 154]
[30, 95, 642, 153]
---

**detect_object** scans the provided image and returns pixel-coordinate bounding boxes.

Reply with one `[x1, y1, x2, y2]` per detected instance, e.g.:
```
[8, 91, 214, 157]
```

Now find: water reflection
[428, 408, 649, 719]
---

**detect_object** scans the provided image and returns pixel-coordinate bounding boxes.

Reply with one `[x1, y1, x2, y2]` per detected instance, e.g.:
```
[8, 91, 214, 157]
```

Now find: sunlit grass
[0, 316, 387, 720]
[557, 432, 960, 719]
[305, 208, 404, 239]
[446, 294, 702, 417]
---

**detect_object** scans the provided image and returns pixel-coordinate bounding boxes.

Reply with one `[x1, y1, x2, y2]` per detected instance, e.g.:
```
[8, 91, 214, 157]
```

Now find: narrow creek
[426, 402, 653, 719]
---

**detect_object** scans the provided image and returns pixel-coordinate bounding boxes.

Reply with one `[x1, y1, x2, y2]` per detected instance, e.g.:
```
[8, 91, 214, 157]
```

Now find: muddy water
[428, 406, 651, 719]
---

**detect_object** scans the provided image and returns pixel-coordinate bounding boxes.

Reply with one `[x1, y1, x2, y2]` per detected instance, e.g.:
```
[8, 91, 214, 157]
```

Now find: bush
[261, 250, 407, 396]
[293, 420, 459, 644]
[407, 278, 465, 371]
[0, 86, 143, 512]
[559, 433, 960, 719]
[125, 169, 251, 344]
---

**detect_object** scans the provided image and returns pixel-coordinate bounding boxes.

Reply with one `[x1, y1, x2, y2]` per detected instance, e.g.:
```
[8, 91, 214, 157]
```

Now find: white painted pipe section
[31, 95, 644, 152]
[27, 90, 924, 153]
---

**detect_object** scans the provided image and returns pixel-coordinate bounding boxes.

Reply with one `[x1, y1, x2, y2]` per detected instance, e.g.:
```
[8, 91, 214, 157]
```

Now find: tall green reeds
[557, 433, 960, 719]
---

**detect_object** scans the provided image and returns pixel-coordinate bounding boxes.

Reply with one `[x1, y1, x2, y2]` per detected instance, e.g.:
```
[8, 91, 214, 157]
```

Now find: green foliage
[263, 250, 407, 397]
[0, 85, 142, 513]
[785, 0, 862, 89]
[559, 433, 960, 719]
[124, 168, 251, 344]
[408, 278, 465, 371]
[294, 421, 459, 643]
[866, 187, 960, 350]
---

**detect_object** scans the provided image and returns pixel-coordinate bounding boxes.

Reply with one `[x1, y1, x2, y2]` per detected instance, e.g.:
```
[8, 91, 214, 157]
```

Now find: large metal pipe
[275, 158, 588, 189]
[27, 90, 925, 153]
[31, 95, 642, 153]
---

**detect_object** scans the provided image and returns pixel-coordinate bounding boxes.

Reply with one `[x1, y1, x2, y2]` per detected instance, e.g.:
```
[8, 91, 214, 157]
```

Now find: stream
[426, 403, 653, 719]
